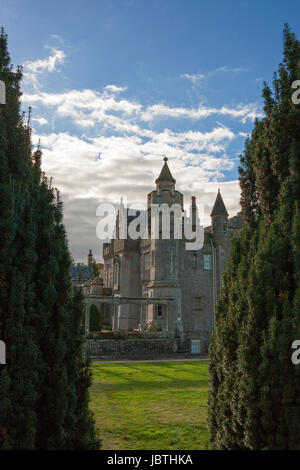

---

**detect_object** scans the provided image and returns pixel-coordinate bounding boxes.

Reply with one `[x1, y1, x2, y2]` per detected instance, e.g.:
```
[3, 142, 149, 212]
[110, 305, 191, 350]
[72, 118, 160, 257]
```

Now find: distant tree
[0, 28, 99, 449]
[89, 305, 102, 332]
[209, 25, 300, 450]
[91, 261, 100, 277]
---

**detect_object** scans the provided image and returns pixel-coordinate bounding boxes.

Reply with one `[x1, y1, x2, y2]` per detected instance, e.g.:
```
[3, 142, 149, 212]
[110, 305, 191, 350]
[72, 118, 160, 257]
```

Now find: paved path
[92, 356, 209, 364]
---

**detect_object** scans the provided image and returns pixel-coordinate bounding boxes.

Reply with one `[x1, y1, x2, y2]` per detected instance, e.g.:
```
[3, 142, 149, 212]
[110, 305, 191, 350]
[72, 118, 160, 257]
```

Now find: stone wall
[85, 338, 190, 360]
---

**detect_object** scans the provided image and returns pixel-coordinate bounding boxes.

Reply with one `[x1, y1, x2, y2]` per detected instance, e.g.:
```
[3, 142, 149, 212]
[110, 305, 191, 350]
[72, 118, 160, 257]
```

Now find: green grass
[90, 360, 209, 450]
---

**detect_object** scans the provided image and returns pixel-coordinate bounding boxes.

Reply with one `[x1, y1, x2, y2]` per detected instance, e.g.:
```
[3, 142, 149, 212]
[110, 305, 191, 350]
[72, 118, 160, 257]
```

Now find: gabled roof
[210, 189, 229, 216]
[70, 265, 93, 280]
[155, 157, 176, 184]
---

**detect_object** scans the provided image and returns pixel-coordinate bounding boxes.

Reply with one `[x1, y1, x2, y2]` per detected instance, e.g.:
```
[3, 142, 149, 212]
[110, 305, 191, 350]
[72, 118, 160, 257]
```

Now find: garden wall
[85, 338, 191, 360]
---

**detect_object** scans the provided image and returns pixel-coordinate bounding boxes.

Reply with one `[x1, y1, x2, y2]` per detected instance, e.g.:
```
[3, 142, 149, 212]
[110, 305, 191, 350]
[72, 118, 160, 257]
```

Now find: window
[156, 304, 162, 317]
[151, 250, 155, 266]
[191, 340, 201, 354]
[144, 252, 150, 270]
[203, 254, 212, 270]
[193, 296, 203, 309]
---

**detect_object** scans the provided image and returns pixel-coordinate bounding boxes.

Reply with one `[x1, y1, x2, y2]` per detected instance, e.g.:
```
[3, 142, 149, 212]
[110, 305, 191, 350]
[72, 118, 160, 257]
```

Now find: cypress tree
[209, 25, 300, 450]
[0, 29, 99, 449]
[90, 305, 101, 332]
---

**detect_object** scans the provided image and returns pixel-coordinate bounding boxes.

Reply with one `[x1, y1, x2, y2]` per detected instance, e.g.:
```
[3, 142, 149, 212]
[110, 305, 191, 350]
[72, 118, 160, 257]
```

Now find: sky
[1, 0, 300, 262]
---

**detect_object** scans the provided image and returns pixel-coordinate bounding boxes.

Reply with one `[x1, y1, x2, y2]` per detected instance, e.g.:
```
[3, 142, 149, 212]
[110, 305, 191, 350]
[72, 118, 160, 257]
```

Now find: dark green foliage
[0, 29, 99, 449]
[90, 305, 102, 332]
[209, 25, 300, 449]
[91, 260, 100, 277]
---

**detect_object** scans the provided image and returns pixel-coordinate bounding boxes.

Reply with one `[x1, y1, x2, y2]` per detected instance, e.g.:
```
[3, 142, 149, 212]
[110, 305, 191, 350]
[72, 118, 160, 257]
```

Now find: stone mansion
[101, 157, 242, 350]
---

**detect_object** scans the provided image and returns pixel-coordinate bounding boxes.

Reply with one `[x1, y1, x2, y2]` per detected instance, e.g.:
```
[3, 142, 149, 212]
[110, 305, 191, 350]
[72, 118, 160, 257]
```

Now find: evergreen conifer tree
[208, 25, 300, 450]
[0, 28, 99, 450]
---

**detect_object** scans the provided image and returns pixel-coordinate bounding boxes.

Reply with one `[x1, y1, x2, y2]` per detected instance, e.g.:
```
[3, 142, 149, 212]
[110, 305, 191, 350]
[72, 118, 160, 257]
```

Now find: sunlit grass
[90, 361, 209, 450]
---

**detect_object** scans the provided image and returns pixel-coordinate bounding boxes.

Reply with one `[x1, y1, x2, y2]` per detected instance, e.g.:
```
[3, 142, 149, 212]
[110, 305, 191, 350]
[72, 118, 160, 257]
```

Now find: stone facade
[103, 158, 242, 350]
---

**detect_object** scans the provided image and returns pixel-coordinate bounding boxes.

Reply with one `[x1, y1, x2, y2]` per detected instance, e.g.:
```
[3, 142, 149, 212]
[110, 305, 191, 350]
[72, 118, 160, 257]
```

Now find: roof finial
[155, 155, 176, 185]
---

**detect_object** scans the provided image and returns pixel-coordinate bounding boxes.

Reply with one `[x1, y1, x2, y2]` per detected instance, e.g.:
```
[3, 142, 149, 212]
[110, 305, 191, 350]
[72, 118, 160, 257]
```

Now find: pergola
[83, 295, 175, 335]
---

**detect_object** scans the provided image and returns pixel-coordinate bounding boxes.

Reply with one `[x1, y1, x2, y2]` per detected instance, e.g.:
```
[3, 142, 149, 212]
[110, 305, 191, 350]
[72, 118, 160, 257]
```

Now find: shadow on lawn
[91, 361, 209, 392]
[92, 375, 209, 393]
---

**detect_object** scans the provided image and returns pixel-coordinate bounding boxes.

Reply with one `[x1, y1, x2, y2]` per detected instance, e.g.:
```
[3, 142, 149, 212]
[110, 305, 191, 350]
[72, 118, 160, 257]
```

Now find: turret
[88, 249, 93, 267]
[210, 189, 228, 238]
[148, 157, 183, 211]
[155, 156, 176, 196]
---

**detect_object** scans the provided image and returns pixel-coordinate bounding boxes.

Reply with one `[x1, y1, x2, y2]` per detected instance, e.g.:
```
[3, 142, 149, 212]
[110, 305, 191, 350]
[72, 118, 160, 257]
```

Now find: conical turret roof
[155, 157, 176, 184]
[210, 189, 229, 216]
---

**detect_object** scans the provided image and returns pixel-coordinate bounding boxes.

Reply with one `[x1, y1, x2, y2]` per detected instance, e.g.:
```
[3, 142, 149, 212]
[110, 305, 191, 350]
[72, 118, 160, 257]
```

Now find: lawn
[90, 360, 209, 450]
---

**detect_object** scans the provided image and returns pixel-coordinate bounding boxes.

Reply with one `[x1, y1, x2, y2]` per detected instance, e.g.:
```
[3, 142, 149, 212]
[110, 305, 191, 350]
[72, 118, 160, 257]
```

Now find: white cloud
[23, 82, 254, 261]
[215, 65, 249, 74]
[32, 117, 48, 126]
[21, 45, 258, 261]
[32, 128, 241, 262]
[181, 65, 249, 86]
[26, 47, 65, 73]
[49, 34, 65, 43]
[181, 73, 206, 83]
[142, 102, 262, 123]
[104, 84, 127, 93]
[23, 88, 142, 133]
[24, 84, 262, 139]
[23, 47, 65, 89]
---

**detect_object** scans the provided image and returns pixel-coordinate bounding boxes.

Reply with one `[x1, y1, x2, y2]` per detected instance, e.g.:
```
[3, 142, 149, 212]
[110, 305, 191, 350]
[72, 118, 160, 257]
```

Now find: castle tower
[146, 157, 183, 333]
[210, 189, 229, 244]
[210, 189, 229, 302]
[88, 249, 93, 267]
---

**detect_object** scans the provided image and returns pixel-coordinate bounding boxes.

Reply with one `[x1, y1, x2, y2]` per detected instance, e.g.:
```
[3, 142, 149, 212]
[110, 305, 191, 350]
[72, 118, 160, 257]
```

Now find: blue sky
[1, 0, 300, 261]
